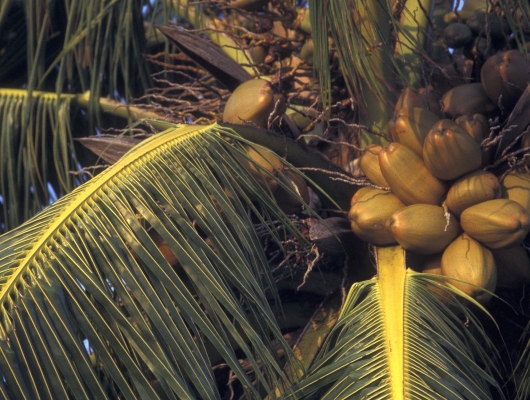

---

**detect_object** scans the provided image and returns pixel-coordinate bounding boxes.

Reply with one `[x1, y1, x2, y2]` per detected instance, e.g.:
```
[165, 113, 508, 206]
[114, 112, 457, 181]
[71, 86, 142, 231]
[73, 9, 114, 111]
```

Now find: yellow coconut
[379, 142, 447, 205]
[350, 186, 377, 207]
[349, 189, 405, 245]
[442, 82, 497, 118]
[394, 87, 442, 117]
[440, 233, 497, 304]
[388, 107, 440, 156]
[445, 170, 502, 216]
[234, 145, 284, 195]
[502, 169, 530, 215]
[460, 199, 530, 249]
[223, 79, 276, 127]
[423, 123, 482, 180]
[360, 145, 389, 187]
[386, 204, 460, 254]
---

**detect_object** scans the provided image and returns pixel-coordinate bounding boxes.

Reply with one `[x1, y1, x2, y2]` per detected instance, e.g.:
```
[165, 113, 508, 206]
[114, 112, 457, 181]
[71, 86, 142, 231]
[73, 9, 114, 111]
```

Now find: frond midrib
[0, 123, 205, 301]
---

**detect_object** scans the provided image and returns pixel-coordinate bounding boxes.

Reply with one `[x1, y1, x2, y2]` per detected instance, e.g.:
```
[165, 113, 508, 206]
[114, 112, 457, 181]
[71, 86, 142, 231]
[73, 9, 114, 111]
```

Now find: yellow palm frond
[0, 123, 308, 399]
[282, 246, 505, 399]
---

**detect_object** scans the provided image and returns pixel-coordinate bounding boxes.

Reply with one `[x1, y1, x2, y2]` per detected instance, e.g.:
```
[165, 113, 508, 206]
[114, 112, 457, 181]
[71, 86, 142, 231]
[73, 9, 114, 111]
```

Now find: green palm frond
[46, 0, 152, 107]
[0, 90, 81, 232]
[516, 343, 530, 400]
[309, 0, 434, 145]
[0, 0, 252, 110]
[0, 123, 307, 399]
[282, 246, 505, 399]
[0, 88, 181, 232]
[515, 310, 530, 399]
[0, 1, 165, 108]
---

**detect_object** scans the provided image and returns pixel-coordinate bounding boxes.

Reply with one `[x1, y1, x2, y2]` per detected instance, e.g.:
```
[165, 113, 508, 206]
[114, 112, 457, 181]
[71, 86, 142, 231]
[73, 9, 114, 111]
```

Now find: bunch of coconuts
[441, 3, 530, 64]
[349, 49, 530, 304]
[219, 44, 530, 304]
[442, 8, 510, 61]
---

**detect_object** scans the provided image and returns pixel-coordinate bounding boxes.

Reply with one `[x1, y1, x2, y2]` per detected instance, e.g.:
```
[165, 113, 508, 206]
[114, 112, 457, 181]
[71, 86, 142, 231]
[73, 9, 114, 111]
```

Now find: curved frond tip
[0, 123, 303, 399]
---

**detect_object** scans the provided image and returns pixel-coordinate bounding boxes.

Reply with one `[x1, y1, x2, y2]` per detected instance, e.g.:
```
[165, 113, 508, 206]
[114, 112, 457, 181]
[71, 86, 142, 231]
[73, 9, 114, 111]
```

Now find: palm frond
[0, 123, 307, 399]
[282, 246, 505, 399]
[514, 297, 530, 400]
[0, 90, 81, 232]
[515, 336, 530, 400]
[49, 0, 153, 108]
[0, 2, 25, 85]
[309, 0, 435, 145]
[0, 0, 166, 111]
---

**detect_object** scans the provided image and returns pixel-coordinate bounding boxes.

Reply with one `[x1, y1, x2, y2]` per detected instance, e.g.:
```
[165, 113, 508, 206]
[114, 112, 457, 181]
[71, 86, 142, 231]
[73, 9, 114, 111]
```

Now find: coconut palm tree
[0, 0, 529, 398]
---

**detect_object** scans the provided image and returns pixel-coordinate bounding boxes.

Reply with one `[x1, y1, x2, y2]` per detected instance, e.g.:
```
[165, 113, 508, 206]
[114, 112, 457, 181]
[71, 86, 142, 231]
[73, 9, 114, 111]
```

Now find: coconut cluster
[441, 4, 530, 71]
[350, 50, 530, 303]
